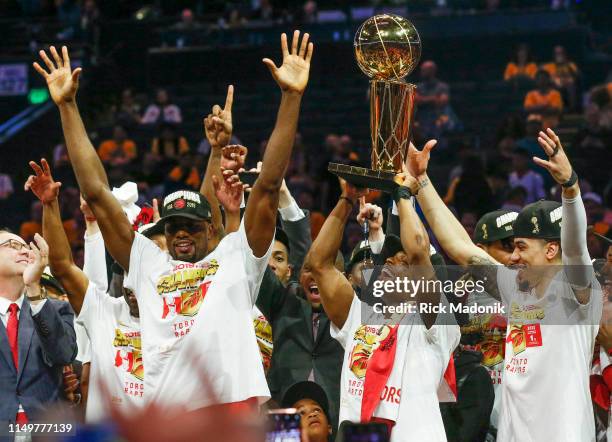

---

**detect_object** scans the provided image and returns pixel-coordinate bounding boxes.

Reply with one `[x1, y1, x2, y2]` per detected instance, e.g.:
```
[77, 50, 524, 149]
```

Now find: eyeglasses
[0, 239, 30, 252]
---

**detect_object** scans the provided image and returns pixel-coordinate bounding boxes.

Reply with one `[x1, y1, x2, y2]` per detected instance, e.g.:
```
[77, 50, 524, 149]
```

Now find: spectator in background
[504, 44, 537, 81]
[251, 0, 275, 21]
[197, 134, 240, 157]
[113, 88, 141, 128]
[415, 60, 459, 149]
[297, 0, 318, 24]
[583, 192, 608, 226]
[19, 201, 43, 243]
[0, 174, 14, 200]
[281, 381, 333, 442]
[141, 88, 182, 125]
[170, 8, 203, 47]
[97, 124, 137, 167]
[516, 114, 553, 189]
[524, 69, 563, 128]
[52, 142, 76, 188]
[150, 123, 189, 161]
[444, 154, 494, 218]
[133, 152, 165, 198]
[501, 186, 528, 212]
[543, 45, 579, 110]
[165, 152, 201, 193]
[508, 147, 545, 204]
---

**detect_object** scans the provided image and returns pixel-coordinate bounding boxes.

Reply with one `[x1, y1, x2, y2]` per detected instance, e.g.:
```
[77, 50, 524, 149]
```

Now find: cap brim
[281, 381, 329, 417]
[141, 222, 165, 238]
[159, 213, 211, 223]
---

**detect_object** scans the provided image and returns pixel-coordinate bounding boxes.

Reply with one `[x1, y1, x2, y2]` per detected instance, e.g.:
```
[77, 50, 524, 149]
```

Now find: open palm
[33, 46, 82, 105]
[407, 140, 437, 178]
[263, 31, 314, 94]
[213, 171, 243, 213]
[24, 159, 61, 204]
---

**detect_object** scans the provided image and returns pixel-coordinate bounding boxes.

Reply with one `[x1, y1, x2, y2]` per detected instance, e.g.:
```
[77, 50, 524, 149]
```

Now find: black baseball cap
[138, 221, 164, 238]
[40, 273, 66, 295]
[160, 190, 212, 222]
[282, 381, 330, 419]
[512, 200, 562, 240]
[379, 234, 404, 263]
[275, 229, 291, 255]
[347, 240, 371, 272]
[473, 210, 518, 244]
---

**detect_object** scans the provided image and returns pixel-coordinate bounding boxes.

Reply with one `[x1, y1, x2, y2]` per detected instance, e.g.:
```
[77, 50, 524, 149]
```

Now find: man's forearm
[43, 199, 75, 276]
[397, 199, 429, 265]
[58, 102, 109, 199]
[309, 199, 351, 269]
[257, 93, 301, 191]
[416, 174, 476, 265]
[200, 146, 223, 234]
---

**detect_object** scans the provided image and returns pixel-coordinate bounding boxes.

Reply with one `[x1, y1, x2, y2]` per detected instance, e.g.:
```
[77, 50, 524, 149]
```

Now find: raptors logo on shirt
[113, 326, 144, 382]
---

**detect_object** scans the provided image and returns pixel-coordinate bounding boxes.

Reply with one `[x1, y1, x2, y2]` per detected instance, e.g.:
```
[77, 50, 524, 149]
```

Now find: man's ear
[545, 241, 561, 261]
[328, 425, 333, 435]
[287, 264, 293, 279]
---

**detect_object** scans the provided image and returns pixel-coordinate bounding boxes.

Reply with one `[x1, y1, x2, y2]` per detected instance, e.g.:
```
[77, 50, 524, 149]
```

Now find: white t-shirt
[75, 321, 91, 364]
[125, 220, 272, 410]
[77, 282, 144, 422]
[496, 266, 602, 442]
[331, 295, 460, 442]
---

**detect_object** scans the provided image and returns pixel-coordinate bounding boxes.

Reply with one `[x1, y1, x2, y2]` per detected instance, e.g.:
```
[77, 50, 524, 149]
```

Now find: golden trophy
[329, 13, 421, 192]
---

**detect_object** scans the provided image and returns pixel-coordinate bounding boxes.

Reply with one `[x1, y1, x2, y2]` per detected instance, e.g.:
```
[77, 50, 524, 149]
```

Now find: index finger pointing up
[224, 85, 234, 112]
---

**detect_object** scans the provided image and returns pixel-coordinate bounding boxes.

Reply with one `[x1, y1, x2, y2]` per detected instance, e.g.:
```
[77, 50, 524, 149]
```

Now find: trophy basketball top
[354, 14, 421, 81]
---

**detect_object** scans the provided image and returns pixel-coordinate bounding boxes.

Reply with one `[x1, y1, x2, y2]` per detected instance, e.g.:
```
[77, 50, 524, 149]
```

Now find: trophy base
[328, 163, 398, 193]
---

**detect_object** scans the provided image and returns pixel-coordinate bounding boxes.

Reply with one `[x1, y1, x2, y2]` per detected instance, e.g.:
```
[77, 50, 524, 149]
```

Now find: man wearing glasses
[0, 231, 77, 428]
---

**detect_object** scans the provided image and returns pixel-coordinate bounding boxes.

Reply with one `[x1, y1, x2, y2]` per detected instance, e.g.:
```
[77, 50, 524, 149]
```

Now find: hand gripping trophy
[329, 14, 421, 192]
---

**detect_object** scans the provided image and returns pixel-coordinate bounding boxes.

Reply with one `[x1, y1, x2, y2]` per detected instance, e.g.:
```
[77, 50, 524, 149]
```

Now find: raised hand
[339, 177, 368, 203]
[263, 30, 314, 95]
[23, 233, 49, 287]
[533, 128, 573, 184]
[204, 85, 233, 149]
[357, 197, 383, 231]
[24, 159, 62, 204]
[213, 169, 245, 214]
[406, 140, 437, 178]
[33, 46, 82, 105]
[220, 145, 248, 173]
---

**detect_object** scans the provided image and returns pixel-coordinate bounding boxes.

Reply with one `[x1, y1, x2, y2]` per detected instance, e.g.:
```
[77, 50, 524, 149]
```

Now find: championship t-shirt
[77, 281, 144, 422]
[124, 219, 272, 409]
[253, 306, 273, 373]
[331, 295, 460, 442]
[464, 289, 506, 429]
[496, 266, 602, 442]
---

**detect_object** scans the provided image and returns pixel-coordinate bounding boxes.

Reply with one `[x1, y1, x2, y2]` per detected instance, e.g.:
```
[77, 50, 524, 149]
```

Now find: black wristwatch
[561, 170, 578, 188]
[392, 186, 413, 204]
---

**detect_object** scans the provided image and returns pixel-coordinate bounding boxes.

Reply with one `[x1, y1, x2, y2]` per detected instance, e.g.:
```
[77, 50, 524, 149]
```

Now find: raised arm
[394, 174, 439, 328]
[534, 128, 593, 304]
[408, 141, 497, 267]
[25, 159, 89, 314]
[200, 85, 235, 238]
[243, 31, 313, 257]
[33, 46, 134, 271]
[309, 181, 367, 329]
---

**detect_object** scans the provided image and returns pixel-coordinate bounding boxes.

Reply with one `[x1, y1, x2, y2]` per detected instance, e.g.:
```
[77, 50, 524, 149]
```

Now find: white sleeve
[141, 105, 159, 124]
[496, 266, 518, 305]
[235, 219, 274, 305]
[83, 231, 108, 293]
[75, 320, 91, 364]
[561, 194, 593, 290]
[329, 294, 361, 348]
[278, 197, 305, 222]
[124, 233, 168, 299]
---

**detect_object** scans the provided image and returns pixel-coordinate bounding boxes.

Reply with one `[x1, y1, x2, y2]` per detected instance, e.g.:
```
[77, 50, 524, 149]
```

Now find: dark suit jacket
[257, 210, 344, 428]
[257, 274, 343, 429]
[0, 298, 77, 424]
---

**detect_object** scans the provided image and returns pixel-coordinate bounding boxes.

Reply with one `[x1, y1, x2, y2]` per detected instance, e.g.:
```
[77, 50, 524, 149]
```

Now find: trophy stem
[370, 80, 416, 173]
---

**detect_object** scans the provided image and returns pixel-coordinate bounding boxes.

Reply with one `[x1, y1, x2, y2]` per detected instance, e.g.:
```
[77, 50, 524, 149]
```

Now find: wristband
[561, 169, 578, 188]
[27, 285, 47, 302]
[339, 196, 354, 207]
[392, 186, 413, 204]
[85, 216, 97, 222]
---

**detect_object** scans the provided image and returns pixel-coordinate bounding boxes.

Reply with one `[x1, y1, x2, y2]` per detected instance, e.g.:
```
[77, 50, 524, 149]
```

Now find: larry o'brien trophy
[329, 14, 421, 192]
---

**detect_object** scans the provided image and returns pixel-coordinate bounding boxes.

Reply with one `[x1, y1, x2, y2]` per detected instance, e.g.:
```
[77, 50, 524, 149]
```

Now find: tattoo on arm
[467, 255, 501, 301]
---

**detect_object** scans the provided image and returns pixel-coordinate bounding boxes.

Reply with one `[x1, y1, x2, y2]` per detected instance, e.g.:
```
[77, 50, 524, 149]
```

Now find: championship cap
[138, 221, 164, 238]
[160, 190, 212, 222]
[347, 240, 371, 272]
[512, 200, 562, 240]
[473, 210, 518, 244]
[282, 381, 330, 419]
[40, 272, 66, 295]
